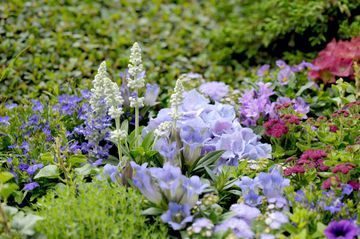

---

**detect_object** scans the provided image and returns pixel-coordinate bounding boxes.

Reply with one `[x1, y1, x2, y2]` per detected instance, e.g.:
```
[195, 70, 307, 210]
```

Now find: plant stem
[115, 117, 123, 166]
[0, 203, 10, 235]
[135, 105, 139, 147]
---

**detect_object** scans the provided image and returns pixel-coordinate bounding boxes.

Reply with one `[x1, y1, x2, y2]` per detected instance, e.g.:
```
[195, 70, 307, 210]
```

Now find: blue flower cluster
[143, 89, 272, 168]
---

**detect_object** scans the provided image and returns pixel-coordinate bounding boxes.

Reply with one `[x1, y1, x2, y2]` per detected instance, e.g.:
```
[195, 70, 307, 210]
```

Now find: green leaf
[68, 154, 87, 166]
[204, 166, 217, 182]
[141, 131, 154, 150]
[12, 212, 43, 236]
[192, 150, 224, 172]
[75, 164, 94, 176]
[39, 152, 54, 164]
[141, 207, 163, 216]
[0, 183, 18, 200]
[0, 171, 14, 183]
[34, 165, 59, 179]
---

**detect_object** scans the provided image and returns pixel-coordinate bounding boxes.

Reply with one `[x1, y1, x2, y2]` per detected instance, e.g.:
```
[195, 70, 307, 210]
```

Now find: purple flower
[292, 97, 310, 118]
[276, 60, 287, 69]
[230, 203, 260, 223]
[215, 217, 254, 239]
[257, 169, 290, 200]
[154, 138, 177, 162]
[20, 142, 30, 152]
[31, 100, 44, 112]
[130, 162, 162, 204]
[23, 182, 40, 191]
[0, 116, 10, 126]
[160, 202, 193, 230]
[181, 176, 208, 205]
[265, 211, 288, 229]
[324, 220, 358, 239]
[261, 234, 275, 239]
[18, 163, 29, 171]
[144, 83, 160, 106]
[216, 127, 272, 167]
[26, 164, 44, 175]
[277, 66, 295, 85]
[191, 218, 214, 234]
[257, 64, 270, 77]
[5, 103, 17, 109]
[199, 82, 229, 101]
[342, 184, 353, 195]
[103, 164, 121, 183]
[54, 94, 82, 115]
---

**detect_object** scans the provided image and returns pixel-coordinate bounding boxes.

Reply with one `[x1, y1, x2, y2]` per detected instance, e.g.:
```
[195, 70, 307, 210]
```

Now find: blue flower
[23, 182, 40, 191]
[160, 202, 193, 230]
[265, 211, 288, 229]
[103, 164, 121, 183]
[257, 64, 270, 77]
[130, 162, 162, 204]
[154, 138, 177, 162]
[230, 203, 260, 223]
[257, 169, 290, 200]
[31, 100, 44, 112]
[144, 83, 160, 106]
[5, 103, 17, 109]
[215, 217, 254, 239]
[0, 116, 10, 126]
[26, 164, 44, 175]
[199, 81, 229, 101]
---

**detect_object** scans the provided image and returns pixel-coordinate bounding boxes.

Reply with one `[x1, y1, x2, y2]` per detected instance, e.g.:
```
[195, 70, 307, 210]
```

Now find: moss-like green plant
[35, 180, 168, 239]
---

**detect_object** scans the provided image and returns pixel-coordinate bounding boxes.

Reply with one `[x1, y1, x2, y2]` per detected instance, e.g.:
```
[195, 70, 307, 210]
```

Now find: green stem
[135, 105, 139, 147]
[115, 117, 123, 166]
[0, 203, 10, 235]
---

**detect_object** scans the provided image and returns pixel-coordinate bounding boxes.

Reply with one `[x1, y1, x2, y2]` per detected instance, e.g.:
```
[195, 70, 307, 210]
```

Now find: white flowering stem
[135, 105, 140, 147]
[115, 117, 123, 165]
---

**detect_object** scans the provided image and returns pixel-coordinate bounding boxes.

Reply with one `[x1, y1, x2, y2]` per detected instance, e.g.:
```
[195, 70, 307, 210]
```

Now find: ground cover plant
[0, 1, 360, 239]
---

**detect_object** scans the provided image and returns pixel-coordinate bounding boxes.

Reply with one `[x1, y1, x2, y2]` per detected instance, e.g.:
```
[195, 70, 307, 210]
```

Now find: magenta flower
[324, 220, 358, 239]
[263, 119, 288, 138]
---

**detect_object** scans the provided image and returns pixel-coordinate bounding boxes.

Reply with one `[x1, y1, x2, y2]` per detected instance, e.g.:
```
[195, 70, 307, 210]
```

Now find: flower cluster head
[237, 168, 290, 208]
[130, 162, 208, 207]
[309, 36, 360, 84]
[263, 119, 288, 138]
[187, 218, 214, 238]
[265, 211, 289, 229]
[276, 60, 295, 85]
[332, 163, 355, 174]
[127, 42, 145, 90]
[144, 89, 272, 168]
[284, 149, 328, 176]
[161, 202, 193, 230]
[199, 81, 229, 101]
[324, 220, 358, 239]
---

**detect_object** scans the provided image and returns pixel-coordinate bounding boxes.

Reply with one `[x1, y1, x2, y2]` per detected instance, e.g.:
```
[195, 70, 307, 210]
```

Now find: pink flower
[284, 165, 305, 176]
[348, 181, 359, 191]
[332, 163, 355, 174]
[329, 125, 338, 133]
[321, 176, 341, 190]
[263, 119, 288, 138]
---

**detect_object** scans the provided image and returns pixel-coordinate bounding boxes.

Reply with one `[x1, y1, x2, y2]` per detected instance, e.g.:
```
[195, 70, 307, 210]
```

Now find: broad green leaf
[0, 171, 14, 183]
[0, 183, 18, 199]
[75, 163, 93, 176]
[39, 152, 54, 164]
[141, 207, 163, 216]
[193, 150, 224, 172]
[68, 154, 87, 165]
[34, 165, 59, 179]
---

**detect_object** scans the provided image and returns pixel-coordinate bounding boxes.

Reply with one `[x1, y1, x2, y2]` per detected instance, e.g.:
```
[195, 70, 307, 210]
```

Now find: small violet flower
[199, 81, 229, 101]
[324, 220, 358, 239]
[160, 202, 193, 230]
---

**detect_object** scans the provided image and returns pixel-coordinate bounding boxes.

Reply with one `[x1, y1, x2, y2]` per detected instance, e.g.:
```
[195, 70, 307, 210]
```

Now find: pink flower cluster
[332, 163, 355, 174]
[284, 149, 328, 176]
[309, 36, 360, 84]
[263, 119, 288, 138]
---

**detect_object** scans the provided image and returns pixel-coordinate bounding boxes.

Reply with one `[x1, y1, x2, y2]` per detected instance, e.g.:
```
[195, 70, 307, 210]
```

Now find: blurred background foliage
[0, 0, 359, 101]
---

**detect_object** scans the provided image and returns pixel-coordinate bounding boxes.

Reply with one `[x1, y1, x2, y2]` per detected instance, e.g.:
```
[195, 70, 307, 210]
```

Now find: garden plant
[0, 1, 359, 239]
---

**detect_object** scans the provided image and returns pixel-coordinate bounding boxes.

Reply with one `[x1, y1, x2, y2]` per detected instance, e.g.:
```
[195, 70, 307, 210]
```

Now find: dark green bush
[35, 180, 168, 239]
[209, 0, 360, 66]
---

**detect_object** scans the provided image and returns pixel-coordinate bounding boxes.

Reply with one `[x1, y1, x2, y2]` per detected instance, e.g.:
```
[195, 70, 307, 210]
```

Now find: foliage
[210, 0, 360, 66]
[35, 179, 168, 239]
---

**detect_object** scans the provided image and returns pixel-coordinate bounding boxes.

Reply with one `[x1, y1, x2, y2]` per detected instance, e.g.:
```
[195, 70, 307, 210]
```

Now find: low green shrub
[35, 180, 168, 239]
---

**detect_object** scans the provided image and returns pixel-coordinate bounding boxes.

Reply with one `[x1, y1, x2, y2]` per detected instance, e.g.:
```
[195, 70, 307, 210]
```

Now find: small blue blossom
[144, 83, 160, 106]
[31, 100, 44, 112]
[23, 182, 40, 191]
[199, 81, 229, 101]
[161, 202, 193, 230]
[0, 116, 10, 126]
